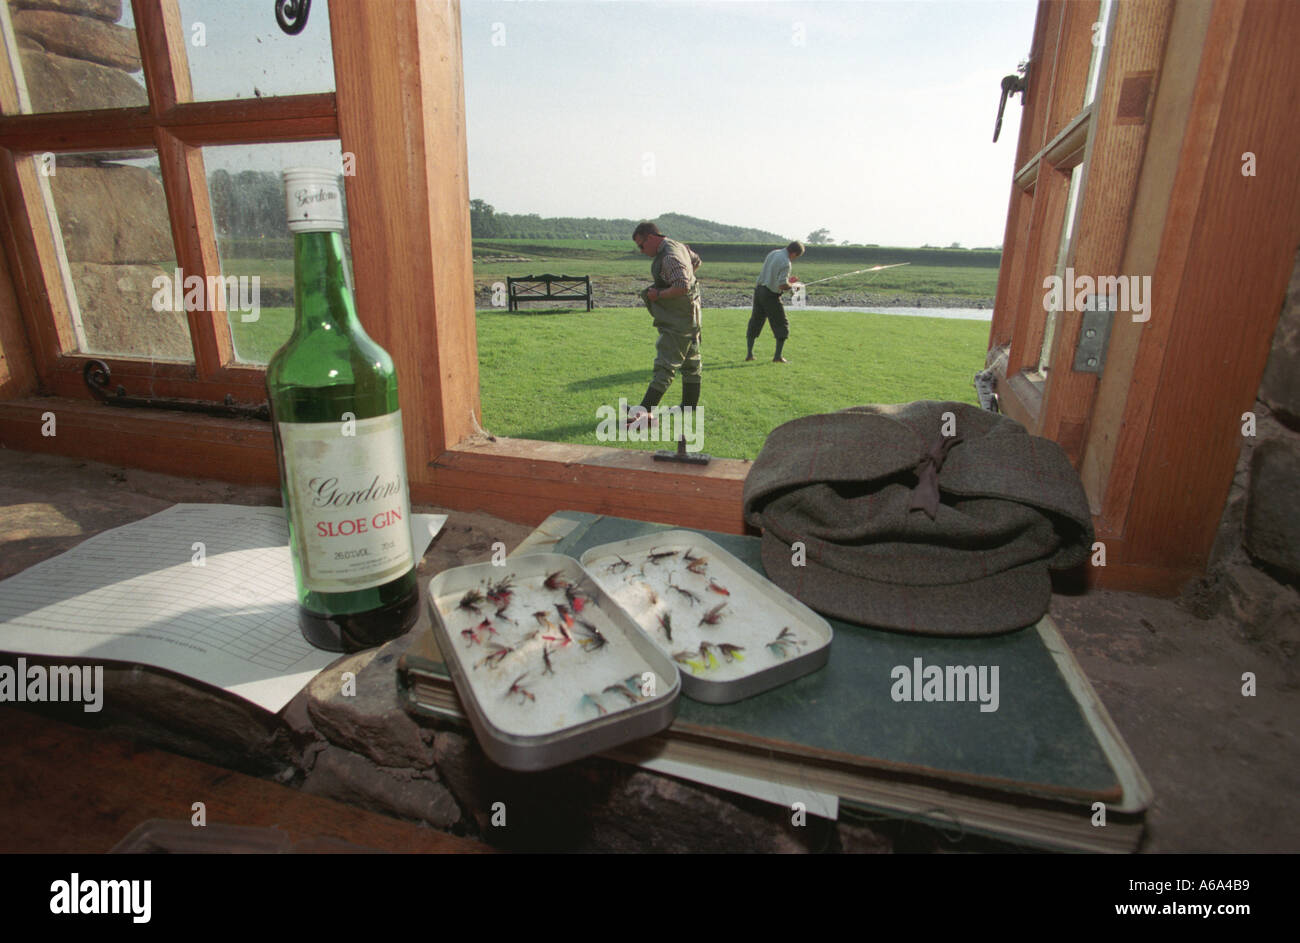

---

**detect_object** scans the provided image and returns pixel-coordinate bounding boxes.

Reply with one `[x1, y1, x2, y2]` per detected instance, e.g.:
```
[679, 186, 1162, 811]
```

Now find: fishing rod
[798, 262, 910, 287]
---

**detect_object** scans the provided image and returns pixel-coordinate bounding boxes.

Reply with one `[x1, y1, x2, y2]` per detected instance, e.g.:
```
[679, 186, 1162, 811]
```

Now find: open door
[989, 0, 1112, 453]
[986, 0, 1300, 594]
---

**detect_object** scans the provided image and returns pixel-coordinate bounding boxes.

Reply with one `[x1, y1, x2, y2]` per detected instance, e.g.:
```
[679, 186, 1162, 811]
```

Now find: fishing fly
[603, 683, 640, 705]
[646, 548, 678, 565]
[533, 610, 567, 644]
[672, 649, 698, 668]
[696, 642, 718, 670]
[718, 642, 745, 663]
[603, 675, 646, 705]
[574, 619, 607, 651]
[698, 602, 727, 627]
[767, 627, 803, 658]
[485, 575, 514, 605]
[564, 585, 589, 612]
[477, 642, 513, 669]
[506, 673, 535, 704]
[667, 575, 701, 605]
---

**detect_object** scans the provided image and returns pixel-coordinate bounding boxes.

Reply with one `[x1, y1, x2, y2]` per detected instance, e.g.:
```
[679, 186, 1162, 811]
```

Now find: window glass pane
[1037, 165, 1083, 376]
[0, 0, 147, 114]
[41, 149, 191, 361]
[1083, 0, 1114, 107]
[1057, 163, 1084, 263]
[1037, 310, 1059, 378]
[203, 140, 349, 364]
[178, 0, 334, 102]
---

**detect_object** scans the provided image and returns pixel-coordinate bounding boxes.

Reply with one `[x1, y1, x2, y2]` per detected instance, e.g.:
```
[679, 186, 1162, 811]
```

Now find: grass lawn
[226, 242, 993, 461]
[230, 306, 294, 364]
[476, 306, 989, 460]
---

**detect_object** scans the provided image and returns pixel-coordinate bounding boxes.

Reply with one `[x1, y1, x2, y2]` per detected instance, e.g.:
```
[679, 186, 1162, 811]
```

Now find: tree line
[208, 168, 348, 244]
[204, 173, 996, 257]
[205, 172, 778, 244]
[470, 201, 785, 243]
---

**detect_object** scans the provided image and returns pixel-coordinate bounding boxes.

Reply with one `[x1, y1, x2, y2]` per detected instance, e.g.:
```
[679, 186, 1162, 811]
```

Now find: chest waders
[641, 241, 702, 402]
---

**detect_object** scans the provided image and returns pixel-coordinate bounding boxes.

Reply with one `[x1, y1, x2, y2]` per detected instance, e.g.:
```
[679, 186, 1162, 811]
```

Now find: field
[474, 306, 988, 461]
[215, 247, 345, 363]
[230, 305, 293, 364]
[226, 237, 996, 460]
[473, 238, 1000, 304]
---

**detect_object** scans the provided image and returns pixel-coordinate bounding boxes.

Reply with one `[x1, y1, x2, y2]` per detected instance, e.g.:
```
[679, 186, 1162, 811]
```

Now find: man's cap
[742, 401, 1094, 636]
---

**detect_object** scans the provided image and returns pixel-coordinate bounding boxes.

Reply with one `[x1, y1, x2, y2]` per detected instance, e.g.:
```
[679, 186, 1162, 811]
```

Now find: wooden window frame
[990, 0, 1104, 431]
[990, 0, 1174, 459]
[0, 0, 754, 537]
[5, 0, 1300, 582]
[0, 0, 338, 404]
[988, 0, 1300, 594]
[325, 1, 753, 534]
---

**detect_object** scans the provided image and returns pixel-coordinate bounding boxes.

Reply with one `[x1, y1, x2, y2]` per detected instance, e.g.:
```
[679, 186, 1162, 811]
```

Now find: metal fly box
[579, 531, 832, 703]
[425, 553, 680, 771]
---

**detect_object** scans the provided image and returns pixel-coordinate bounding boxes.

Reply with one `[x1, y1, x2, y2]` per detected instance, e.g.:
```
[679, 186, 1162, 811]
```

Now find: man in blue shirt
[747, 241, 804, 363]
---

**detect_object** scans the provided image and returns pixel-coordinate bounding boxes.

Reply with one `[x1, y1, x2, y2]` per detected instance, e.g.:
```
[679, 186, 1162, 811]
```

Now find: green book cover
[548, 513, 1121, 803]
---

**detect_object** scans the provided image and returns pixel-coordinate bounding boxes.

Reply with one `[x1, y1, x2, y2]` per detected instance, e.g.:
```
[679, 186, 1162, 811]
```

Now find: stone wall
[1182, 249, 1300, 687]
[12, 0, 192, 360]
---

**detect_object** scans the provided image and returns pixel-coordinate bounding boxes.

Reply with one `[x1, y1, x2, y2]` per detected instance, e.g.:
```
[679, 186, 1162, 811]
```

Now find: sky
[125, 0, 1039, 249]
[459, 0, 1039, 247]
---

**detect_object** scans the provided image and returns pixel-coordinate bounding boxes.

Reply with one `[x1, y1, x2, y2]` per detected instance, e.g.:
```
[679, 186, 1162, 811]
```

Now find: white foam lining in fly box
[579, 531, 832, 703]
[426, 552, 680, 771]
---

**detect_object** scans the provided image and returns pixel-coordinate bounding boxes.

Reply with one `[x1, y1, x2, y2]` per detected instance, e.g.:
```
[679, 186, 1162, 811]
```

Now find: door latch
[993, 62, 1029, 143]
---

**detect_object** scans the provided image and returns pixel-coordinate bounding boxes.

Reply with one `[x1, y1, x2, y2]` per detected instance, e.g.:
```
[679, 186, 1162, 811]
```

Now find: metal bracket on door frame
[1073, 295, 1114, 375]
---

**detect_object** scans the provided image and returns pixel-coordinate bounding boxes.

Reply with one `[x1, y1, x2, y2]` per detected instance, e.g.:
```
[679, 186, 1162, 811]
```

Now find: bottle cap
[283, 167, 345, 233]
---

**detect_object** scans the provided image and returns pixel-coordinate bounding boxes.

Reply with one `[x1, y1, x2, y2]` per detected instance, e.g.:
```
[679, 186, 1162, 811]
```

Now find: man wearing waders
[747, 240, 804, 363]
[627, 222, 702, 431]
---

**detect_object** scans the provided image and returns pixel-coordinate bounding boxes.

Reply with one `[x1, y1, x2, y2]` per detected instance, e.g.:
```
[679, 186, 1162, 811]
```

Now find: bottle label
[284, 167, 345, 233]
[278, 412, 415, 593]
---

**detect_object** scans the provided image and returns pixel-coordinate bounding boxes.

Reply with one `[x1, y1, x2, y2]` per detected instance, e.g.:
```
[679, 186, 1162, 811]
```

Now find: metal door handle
[993, 69, 1029, 142]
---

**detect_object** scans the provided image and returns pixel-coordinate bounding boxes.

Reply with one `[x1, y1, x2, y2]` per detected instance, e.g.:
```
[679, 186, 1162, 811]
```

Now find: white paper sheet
[0, 504, 446, 712]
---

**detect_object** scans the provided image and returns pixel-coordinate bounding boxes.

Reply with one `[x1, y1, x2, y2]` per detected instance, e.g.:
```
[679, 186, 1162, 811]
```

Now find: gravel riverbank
[474, 281, 994, 311]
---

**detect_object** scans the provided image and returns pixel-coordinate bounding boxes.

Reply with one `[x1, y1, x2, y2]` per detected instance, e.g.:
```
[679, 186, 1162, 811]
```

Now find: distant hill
[652, 213, 786, 243]
[470, 200, 784, 242]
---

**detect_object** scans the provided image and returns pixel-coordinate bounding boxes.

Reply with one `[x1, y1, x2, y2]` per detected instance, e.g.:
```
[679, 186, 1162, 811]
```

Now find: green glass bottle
[266, 167, 418, 652]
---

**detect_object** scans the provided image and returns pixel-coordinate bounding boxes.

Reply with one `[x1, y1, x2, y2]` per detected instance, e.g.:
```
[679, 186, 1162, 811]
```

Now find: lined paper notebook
[0, 504, 444, 712]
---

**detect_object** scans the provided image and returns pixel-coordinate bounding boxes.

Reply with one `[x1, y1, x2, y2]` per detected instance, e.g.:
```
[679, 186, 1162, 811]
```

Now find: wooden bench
[507, 274, 593, 311]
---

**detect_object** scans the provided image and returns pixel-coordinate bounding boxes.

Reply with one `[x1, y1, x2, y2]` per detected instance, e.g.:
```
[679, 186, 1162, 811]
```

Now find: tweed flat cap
[742, 401, 1094, 636]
